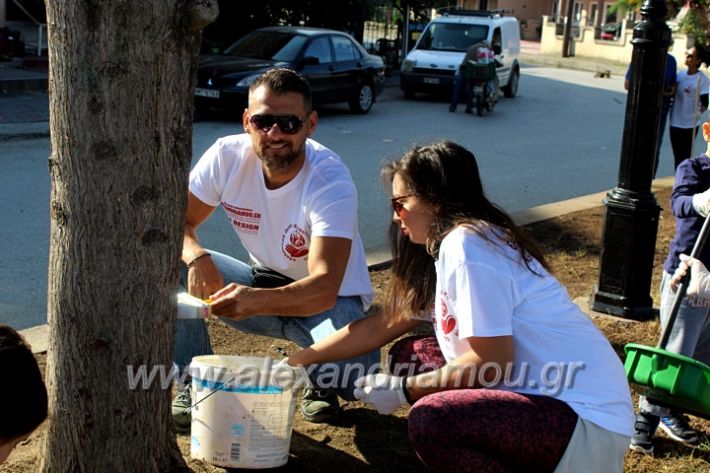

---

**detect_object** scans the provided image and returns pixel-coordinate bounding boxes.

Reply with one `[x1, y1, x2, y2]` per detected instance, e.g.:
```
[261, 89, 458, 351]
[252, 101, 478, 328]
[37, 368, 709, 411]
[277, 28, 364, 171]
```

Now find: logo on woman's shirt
[438, 296, 457, 336]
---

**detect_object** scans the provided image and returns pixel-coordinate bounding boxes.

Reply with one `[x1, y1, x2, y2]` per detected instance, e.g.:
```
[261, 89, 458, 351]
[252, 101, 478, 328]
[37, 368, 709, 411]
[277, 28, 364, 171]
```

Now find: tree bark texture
[41, 1, 216, 471]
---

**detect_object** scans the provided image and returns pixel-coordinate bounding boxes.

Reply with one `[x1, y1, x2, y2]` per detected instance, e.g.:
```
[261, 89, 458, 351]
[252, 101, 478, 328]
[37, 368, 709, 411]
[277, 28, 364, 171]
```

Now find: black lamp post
[590, 0, 670, 320]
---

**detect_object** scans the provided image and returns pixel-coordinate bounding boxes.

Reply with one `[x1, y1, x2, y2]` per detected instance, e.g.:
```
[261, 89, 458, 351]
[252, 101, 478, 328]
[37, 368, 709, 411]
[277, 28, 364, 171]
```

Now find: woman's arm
[287, 310, 423, 366]
[353, 334, 514, 414]
[404, 335, 514, 401]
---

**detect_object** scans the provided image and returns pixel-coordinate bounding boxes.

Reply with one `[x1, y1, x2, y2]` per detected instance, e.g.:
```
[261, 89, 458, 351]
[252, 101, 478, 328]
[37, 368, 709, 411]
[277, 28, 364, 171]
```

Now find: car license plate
[195, 88, 219, 98]
[423, 77, 440, 84]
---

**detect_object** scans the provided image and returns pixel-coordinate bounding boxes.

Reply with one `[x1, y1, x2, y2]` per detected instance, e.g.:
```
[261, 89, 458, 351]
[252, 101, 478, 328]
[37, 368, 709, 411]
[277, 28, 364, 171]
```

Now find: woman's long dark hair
[383, 141, 550, 318]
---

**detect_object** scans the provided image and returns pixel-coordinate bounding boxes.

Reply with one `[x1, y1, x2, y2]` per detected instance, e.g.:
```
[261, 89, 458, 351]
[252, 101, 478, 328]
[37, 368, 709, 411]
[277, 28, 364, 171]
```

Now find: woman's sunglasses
[391, 194, 415, 216]
[248, 114, 306, 135]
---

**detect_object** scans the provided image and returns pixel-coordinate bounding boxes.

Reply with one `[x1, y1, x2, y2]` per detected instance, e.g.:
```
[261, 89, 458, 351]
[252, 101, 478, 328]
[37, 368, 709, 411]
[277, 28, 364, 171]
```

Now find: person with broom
[629, 117, 710, 454]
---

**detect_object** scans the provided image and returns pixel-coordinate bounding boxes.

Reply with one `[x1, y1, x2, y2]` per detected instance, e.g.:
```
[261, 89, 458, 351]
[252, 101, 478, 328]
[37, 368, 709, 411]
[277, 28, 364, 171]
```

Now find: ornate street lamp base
[590, 289, 657, 321]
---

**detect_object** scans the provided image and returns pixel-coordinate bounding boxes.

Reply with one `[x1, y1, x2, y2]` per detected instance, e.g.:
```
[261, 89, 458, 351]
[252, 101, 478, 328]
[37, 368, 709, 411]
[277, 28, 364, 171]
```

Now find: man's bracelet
[186, 252, 211, 268]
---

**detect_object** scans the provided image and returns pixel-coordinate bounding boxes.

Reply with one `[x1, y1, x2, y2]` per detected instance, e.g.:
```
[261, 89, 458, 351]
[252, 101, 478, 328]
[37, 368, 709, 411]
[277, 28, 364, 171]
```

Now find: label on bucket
[189, 356, 302, 469]
[193, 377, 284, 394]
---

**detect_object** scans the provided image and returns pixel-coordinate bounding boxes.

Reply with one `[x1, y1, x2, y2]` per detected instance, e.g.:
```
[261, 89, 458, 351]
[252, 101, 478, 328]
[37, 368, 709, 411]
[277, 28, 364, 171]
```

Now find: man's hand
[208, 283, 253, 320]
[187, 255, 224, 299]
[353, 374, 409, 415]
[671, 254, 710, 297]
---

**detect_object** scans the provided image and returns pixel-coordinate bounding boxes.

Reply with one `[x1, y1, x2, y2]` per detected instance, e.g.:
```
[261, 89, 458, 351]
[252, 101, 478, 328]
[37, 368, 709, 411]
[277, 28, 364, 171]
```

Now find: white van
[400, 9, 520, 99]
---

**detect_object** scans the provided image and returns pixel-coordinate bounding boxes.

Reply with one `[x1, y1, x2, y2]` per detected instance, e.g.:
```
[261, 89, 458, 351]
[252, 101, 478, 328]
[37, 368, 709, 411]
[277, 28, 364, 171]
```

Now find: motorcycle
[464, 61, 499, 116]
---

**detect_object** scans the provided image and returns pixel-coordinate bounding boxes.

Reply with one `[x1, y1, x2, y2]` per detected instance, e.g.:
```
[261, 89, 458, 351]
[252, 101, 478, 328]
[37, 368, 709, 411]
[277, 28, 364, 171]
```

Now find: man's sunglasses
[391, 194, 415, 216]
[248, 114, 306, 135]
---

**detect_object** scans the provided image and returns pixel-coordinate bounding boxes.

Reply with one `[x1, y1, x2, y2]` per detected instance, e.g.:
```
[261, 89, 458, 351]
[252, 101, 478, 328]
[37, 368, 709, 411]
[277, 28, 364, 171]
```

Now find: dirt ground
[4, 184, 709, 472]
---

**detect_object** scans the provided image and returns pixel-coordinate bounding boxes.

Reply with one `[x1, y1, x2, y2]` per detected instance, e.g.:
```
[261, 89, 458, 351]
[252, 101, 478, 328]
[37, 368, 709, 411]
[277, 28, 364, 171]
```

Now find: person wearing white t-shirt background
[286, 141, 634, 472]
[669, 46, 710, 169]
[171, 68, 378, 432]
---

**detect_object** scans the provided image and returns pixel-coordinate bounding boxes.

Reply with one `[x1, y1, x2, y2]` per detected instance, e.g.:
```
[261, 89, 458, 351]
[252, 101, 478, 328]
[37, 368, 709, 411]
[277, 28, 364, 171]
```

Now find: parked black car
[0, 27, 25, 61]
[195, 26, 386, 114]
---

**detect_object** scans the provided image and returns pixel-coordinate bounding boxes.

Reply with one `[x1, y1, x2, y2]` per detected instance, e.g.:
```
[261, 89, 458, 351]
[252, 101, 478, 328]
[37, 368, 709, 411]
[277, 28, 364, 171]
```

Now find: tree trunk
[40, 0, 216, 471]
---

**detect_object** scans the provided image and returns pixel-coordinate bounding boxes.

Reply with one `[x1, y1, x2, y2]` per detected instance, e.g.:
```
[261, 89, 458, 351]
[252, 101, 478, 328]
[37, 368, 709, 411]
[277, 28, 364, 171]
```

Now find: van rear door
[491, 26, 509, 85]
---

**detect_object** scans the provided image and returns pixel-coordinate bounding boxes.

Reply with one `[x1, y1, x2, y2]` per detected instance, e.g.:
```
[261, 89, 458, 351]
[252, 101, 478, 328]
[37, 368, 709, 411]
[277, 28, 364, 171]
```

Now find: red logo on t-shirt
[440, 299, 456, 335]
[282, 224, 309, 260]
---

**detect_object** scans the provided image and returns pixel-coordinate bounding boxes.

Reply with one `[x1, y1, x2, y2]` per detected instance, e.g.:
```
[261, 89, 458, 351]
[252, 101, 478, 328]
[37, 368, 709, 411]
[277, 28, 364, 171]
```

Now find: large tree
[40, 0, 216, 471]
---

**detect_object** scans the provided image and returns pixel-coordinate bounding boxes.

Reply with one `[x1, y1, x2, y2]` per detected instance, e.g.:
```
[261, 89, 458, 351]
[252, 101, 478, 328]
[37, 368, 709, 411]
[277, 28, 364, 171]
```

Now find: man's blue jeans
[450, 72, 473, 111]
[174, 250, 380, 401]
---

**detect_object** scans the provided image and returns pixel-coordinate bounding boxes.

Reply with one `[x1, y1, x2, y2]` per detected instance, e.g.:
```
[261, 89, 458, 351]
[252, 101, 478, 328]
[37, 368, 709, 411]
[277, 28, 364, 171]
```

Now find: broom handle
[689, 74, 702, 157]
[658, 212, 710, 348]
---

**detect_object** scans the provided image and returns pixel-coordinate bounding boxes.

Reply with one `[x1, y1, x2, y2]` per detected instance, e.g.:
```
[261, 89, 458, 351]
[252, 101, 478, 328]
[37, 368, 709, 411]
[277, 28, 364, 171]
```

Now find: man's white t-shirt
[189, 134, 373, 308]
[432, 226, 634, 438]
[670, 69, 710, 129]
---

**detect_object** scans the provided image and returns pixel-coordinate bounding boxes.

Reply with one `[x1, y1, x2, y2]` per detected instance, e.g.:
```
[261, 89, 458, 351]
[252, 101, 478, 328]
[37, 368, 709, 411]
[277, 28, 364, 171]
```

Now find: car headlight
[401, 59, 415, 72]
[237, 74, 260, 87]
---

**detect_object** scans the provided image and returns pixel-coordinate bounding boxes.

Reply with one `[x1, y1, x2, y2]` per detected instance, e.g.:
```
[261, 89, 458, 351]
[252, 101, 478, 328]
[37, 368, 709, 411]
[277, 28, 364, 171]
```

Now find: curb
[0, 77, 48, 95]
[520, 53, 628, 76]
[0, 122, 50, 141]
[22, 176, 675, 355]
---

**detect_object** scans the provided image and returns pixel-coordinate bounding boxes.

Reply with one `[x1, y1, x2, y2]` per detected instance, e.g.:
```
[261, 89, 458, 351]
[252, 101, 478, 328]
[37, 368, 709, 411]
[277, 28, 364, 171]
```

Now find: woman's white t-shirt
[670, 69, 710, 129]
[432, 226, 634, 437]
[189, 134, 373, 307]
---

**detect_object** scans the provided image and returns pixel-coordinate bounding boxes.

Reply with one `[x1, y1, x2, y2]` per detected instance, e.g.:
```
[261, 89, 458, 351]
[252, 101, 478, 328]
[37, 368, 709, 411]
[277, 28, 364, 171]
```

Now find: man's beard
[260, 141, 302, 172]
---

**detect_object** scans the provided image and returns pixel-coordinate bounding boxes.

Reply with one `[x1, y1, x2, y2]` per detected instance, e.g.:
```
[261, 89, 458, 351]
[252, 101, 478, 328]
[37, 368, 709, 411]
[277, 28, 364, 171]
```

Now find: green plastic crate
[624, 343, 710, 419]
[463, 62, 496, 81]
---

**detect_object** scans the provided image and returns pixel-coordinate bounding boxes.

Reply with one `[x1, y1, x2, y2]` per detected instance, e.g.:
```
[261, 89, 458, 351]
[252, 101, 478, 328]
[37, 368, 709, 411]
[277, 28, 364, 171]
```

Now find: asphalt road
[1, 65, 699, 329]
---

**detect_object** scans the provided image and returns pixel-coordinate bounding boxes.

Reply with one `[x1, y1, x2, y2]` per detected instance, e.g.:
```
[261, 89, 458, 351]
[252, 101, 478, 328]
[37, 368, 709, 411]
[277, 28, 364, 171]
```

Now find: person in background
[172, 68, 377, 432]
[449, 41, 494, 114]
[629, 117, 710, 454]
[0, 324, 47, 464]
[287, 141, 634, 472]
[624, 48, 677, 178]
[669, 46, 709, 169]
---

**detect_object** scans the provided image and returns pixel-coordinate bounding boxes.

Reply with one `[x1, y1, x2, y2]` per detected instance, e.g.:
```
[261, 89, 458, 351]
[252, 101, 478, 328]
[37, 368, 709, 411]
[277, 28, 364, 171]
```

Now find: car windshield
[417, 23, 489, 52]
[223, 31, 308, 61]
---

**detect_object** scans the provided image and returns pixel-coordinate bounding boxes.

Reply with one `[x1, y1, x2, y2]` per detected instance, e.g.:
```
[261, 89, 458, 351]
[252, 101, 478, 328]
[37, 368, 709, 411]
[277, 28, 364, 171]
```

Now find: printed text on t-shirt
[223, 202, 261, 235]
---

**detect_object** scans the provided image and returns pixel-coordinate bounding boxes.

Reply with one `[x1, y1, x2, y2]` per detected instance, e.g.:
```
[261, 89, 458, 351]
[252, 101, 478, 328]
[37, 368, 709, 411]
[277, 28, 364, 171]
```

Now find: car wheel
[403, 87, 415, 99]
[349, 82, 374, 114]
[503, 68, 519, 98]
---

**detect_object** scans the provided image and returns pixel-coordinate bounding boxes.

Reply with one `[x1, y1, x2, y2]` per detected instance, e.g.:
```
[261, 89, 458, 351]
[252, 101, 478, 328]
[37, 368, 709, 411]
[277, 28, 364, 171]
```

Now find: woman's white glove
[269, 358, 307, 389]
[671, 254, 710, 297]
[353, 374, 410, 415]
[692, 189, 710, 217]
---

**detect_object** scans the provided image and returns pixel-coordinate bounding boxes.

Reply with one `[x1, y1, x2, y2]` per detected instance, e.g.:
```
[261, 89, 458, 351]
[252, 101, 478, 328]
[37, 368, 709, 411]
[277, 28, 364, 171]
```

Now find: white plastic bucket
[189, 355, 304, 469]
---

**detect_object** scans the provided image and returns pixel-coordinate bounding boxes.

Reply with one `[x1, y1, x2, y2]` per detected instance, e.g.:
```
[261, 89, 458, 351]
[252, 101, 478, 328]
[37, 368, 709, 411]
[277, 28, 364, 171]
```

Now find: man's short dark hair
[249, 68, 312, 112]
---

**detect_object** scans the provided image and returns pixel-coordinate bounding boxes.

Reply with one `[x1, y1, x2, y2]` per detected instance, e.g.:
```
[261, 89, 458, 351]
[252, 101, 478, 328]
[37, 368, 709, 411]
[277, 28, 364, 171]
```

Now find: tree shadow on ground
[653, 434, 710, 463]
[220, 408, 421, 473]
[350, 408, 427, 473]
[525, 211, 603, 258]
[222, 430, 372, 473]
